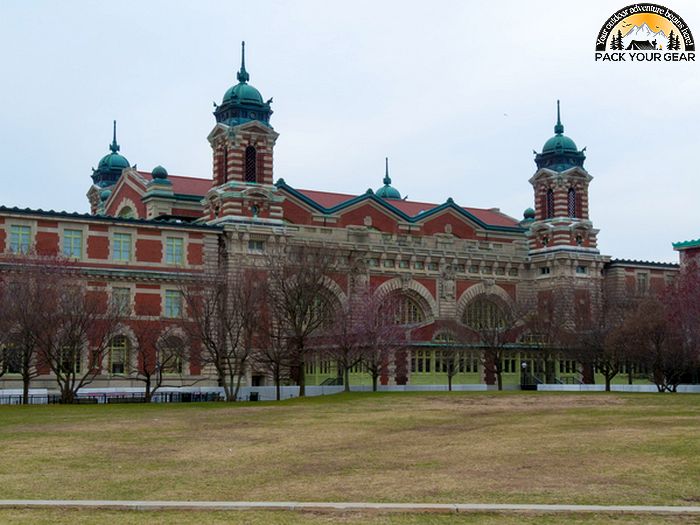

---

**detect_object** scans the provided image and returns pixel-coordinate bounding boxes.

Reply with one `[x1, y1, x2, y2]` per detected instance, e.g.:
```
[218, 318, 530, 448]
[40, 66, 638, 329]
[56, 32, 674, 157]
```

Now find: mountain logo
[595, 3, 695, 61]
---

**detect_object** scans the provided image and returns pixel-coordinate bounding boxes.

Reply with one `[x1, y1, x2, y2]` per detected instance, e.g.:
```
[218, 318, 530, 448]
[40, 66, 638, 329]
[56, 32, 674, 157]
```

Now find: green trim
[275, 180, 524, 234]
[673, 239, 700, 250]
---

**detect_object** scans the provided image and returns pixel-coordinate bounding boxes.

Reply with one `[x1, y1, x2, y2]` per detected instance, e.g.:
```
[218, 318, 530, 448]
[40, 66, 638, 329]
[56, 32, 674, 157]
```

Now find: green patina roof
[534, 101, 586, 172]
[92, 121, 131, 188]
[376, 157, 401, 200]
[673, 239, 700, 250]
[223, 82, 264, 105]
[151, 165, 169, 179]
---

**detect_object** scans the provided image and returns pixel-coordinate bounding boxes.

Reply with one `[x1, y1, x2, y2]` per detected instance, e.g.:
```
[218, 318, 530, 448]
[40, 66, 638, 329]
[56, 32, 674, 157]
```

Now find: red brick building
[0, 44, 681, 391]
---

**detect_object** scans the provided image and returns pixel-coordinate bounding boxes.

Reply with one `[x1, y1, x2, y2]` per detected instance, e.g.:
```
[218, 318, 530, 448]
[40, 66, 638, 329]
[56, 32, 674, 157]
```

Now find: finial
[109, 120, 120, 153]
[554, 100, 564, 135]
[237, 41, 250, 83]
[383, 157, 392, 185]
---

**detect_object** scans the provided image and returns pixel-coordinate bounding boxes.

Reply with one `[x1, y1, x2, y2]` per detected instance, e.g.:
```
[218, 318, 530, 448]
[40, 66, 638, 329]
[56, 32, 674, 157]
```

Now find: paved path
[1, 500, 700, 514]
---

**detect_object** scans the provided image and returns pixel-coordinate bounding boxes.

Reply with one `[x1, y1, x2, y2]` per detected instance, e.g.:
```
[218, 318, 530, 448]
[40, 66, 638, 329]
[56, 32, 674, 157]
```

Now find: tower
[525, 101, 609, 328]
[205, 42, 283, 224]
[528, 101, 597, 252]
[88, 121, 131, 214]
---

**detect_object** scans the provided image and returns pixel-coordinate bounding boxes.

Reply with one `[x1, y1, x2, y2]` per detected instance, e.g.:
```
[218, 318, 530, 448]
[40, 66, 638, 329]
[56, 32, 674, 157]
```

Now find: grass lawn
[1, 509, 699, 525]
[0, 392, 698, 509]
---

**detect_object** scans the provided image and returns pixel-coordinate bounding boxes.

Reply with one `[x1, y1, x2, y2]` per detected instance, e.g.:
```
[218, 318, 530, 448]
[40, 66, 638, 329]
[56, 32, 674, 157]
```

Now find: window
[166, 237, 184, 264]
[399, 260, 409, 269]
[427, 262, 438, 271]
[508, 268, 519, 276]
[540, 267, 551, 275]
[164, 290, 183, 318]
[411, 350, 432, 373]
[501, 358, 517, 373]
[384, 259, 395, 268]
[112, 287, 131, 315]
[63, 229, 83, 258]
[9, 225, 31, 254]
[576, 266, 587, 274]
[368, 258, 379, 267]
[1, 346, 20, 375]
[413, 261, 424, 270]
[546, 189, 554, 218]
[305, 360, 316, 375]
[248, 239, 265, 252]
[495, 267, 505, 276]
[113, 233, 132, 261]
[109, 336, 130, 375]
[59, 347, 81, 374]
[567, 187, 576, 218]
[456, 264, 466, 273]
[469, 265, 479, 274]
[245, 146, 257, 183]
[464, 298, 505, 330]
[159, 337, 184, 375]
[637, 273, 649, 295]
[395, 295, 425, 325]
[481, 266, 492, 274]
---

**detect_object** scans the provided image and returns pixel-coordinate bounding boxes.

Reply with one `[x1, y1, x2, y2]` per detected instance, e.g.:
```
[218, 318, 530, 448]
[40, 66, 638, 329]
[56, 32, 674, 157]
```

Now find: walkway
[1, 500, 700, 514]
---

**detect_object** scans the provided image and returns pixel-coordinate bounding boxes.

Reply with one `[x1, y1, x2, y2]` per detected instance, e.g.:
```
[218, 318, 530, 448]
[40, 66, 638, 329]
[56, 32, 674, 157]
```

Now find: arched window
[109, 335, 130, 375]
[245, 146, 257, 183]
[567, 187, 576, 218]
[545, 189, 554, 219]
[464, 298, 506, 330]
[118, 206, 135, 219]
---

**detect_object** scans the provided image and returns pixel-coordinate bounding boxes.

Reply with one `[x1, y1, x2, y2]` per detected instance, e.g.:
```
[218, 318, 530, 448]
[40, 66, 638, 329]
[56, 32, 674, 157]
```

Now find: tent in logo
[626, 40, 658, 50]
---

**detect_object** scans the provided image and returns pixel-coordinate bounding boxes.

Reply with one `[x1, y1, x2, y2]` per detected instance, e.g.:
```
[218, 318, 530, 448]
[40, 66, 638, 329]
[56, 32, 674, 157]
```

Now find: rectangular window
[165, 237, 184, 264]
[481, 266, 492, 274]
[9, 225, 31, 254]
[637, 273, 649, 295]
[368, 258, 379, 267]
[164, 290, 182, 318]
[495, 267, 505, 276]
[110, 336, 129, 375]
[540, 267, 551, 275]
[1, 346, 20, 374]
[383, 259, 395, 268]
[456, 264, 466, 273]
[469, 265, 479, 273]
[59, 347, 81, 374]
[427, 262, 438, 271]
[113, 233, 132, 261]
[112, 287, 131, 315]
[248, 239, 265, 252]
[576, 266, 587, 274]
[62, 229, 83, 258]
[508, 268, 519, 276]
[414, 261, 424, 270]
[399, 260, 409, 269]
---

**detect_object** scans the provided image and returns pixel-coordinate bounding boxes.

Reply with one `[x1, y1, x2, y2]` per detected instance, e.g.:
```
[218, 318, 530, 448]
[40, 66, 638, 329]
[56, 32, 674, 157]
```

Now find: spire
[554, 99, 564, 135]
[109, 120, 120, 153]
[383, 157, 392, 185]
[237, 41, 250, 83]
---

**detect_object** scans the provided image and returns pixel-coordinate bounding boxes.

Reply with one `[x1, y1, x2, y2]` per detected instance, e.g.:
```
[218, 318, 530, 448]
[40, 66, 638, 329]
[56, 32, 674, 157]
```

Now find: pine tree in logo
[610, 30, 623, 50]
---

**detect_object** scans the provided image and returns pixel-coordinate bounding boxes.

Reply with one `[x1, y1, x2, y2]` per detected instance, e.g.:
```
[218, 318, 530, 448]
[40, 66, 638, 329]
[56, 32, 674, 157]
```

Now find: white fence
[538, 384, 700, 393]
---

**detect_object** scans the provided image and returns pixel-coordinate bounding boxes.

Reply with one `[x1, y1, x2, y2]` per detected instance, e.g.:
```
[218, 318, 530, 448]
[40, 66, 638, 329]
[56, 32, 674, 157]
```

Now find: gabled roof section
[275, 180, 523, 232]
[137, 171, 211, 197]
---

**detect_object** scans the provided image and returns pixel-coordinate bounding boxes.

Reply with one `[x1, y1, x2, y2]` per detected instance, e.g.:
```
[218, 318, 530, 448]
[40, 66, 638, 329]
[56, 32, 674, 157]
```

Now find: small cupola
[375, 157, 402, 200]
[91, 121, 131, 187]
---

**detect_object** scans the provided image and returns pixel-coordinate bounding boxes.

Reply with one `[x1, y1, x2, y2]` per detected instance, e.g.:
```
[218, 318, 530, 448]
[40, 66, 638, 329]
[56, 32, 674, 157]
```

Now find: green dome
[542, 134, 578, 153]
[100, 189, 112, 201]
[523, 207, 536, 219]
[152, 165, 168, 179]
[223, 82, 264, 105]
[97, 150, 130, 171]
[376, 157, 401, 200]
[376, 185, 402, 199]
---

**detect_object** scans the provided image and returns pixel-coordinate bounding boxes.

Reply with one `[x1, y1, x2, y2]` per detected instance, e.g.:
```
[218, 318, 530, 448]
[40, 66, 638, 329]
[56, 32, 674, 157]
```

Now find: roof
[0, 205, 222, 231]
[673, 238, 700, 250]
[287, 187, 521, 230]
[137, 171, 211, 196]
[607, 258, 679, 269]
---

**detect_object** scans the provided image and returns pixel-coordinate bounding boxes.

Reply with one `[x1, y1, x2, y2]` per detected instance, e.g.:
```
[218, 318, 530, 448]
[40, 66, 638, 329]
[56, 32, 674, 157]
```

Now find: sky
[0, 0, 698, 263]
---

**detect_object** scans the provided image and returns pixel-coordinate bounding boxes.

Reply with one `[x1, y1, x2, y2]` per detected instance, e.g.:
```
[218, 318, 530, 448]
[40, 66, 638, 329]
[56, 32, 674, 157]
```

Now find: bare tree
[255, 306, 293, 401]
[181, 266, 264, 401]
[355, 290, 405, 392]
[467, 297, 524, 391]
[265, 246, 336, 396]
[118, 321, 190, 402]
[323, 300, 364, 392]
[36, 278, 122, 403]
[0, 255, 75, 403]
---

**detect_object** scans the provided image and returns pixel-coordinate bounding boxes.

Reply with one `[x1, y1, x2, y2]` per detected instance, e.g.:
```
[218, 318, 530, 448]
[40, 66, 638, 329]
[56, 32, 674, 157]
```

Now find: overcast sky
[1, 0, 698, 262]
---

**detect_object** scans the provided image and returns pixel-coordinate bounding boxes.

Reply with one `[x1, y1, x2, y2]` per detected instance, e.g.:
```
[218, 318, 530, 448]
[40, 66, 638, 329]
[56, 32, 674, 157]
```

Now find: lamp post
[521, 360, 528, 389]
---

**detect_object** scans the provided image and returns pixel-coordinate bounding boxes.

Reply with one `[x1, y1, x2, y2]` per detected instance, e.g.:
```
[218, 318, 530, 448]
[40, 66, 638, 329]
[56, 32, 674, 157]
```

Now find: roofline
[275, 180, 524, 233]
[0, 206, 223, 231]
[606, 258, 679, 269]
[673, 239, 700, 250]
